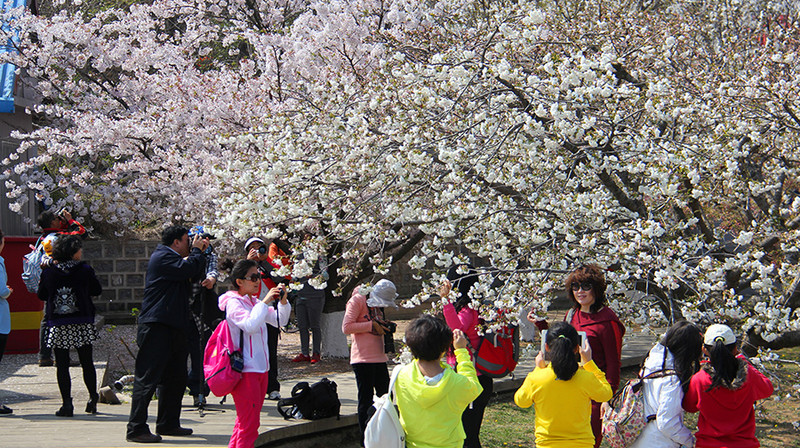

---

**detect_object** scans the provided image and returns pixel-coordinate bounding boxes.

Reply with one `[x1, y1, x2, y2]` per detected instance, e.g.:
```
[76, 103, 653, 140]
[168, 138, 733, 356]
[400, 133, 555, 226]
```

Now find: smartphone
[540, 330, 588, 364]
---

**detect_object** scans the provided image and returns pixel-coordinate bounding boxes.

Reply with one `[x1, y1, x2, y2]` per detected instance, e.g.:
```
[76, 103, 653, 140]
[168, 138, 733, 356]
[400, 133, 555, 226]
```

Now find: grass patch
[481, 396, 535, 448]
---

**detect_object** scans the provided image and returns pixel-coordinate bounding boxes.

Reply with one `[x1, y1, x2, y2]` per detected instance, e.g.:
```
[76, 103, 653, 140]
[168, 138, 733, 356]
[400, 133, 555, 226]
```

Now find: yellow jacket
[396, 348, 483, 448]
[514, 360, 612, 448]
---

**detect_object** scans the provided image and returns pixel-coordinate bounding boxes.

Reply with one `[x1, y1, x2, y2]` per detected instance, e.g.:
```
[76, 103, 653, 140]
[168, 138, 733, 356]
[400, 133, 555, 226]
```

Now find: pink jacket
[342, 290, 387, 364]
[219, 291, 291, 373]
[443, 302, 481, 367]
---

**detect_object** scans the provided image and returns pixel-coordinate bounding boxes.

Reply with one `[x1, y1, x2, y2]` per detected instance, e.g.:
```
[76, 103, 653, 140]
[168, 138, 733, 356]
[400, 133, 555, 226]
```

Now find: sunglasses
[571, 281, 593, 292]
[242, 274, 261, 282]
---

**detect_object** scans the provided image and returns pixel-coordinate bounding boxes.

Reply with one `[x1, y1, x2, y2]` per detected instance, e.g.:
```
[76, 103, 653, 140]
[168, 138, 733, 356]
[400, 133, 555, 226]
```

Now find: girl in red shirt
[683, 324, 773, 448]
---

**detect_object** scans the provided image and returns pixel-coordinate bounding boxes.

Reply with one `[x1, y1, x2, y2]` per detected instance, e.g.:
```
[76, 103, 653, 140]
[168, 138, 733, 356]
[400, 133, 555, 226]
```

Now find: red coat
[569, 306, 625, 391]
[683, 357, 773, 448]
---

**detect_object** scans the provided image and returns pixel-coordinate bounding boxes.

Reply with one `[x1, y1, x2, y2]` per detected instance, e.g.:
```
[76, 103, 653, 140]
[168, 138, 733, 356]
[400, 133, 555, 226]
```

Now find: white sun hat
[366, 279, 399, 308]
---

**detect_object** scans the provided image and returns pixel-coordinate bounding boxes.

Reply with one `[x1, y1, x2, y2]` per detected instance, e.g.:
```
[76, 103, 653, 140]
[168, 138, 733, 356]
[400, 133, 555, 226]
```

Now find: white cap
[244, 237, 265, 252]
[704, 324, 736, 346]
[366, 279, 399, 308]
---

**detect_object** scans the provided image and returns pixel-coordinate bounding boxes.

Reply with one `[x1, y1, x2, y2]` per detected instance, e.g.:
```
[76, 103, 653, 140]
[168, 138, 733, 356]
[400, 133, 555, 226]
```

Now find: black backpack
[277, 378, 341, 420]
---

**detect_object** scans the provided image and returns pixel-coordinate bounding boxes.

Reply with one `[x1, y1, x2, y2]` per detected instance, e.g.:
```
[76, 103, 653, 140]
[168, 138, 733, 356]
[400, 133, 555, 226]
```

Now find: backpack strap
[642, 368, 677, 380]
[277, 396, 298, 419]
[564, 307, 575, 323]
[388, 364, 403, 402]
[238, 324, 244, 353]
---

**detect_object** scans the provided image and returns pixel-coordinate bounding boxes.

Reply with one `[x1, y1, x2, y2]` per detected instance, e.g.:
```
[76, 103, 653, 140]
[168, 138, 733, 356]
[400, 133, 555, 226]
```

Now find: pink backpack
[203, 320, 244, 397]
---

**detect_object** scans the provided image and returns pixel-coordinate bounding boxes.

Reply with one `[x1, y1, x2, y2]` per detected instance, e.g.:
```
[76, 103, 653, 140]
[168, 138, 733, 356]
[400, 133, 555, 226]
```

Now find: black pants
[39, 315, 52, 361]
[126, 323, 189, 438]
[186, 318, 209, 397]
[0, 332, 7, 364]
[352, 362, 389, 441]
[462, 374, 494, 448]
[54, 344, 97, 405]
[267, 323, 280, 394]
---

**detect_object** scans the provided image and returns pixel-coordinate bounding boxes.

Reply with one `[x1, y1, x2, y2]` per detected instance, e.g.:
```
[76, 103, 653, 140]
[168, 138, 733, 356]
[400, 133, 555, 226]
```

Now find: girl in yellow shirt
[514, 321, 612, 448]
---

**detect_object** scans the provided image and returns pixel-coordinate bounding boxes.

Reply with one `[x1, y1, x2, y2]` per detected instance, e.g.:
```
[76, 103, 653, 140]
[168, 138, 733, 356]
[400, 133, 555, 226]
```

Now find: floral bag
[602, 363, 675, 448]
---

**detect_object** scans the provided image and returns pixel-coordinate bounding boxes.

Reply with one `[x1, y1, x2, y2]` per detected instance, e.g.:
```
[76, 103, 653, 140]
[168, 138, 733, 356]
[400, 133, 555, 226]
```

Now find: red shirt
[683, 357, 773, 448]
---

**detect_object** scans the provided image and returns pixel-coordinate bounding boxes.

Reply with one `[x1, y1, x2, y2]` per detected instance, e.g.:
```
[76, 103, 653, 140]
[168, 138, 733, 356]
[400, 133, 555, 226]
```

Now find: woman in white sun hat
[342, 279, 399, 445]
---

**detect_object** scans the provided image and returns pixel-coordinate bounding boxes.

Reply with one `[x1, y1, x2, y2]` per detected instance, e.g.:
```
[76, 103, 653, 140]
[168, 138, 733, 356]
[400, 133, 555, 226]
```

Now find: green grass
[481, 396, 536, 448]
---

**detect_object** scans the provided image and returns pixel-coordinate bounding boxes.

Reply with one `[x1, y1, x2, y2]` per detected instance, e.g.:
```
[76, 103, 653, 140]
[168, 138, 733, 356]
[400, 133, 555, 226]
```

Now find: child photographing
[683, 324, 773, 448]
[514, 321, 612, 448]
[395, 315, 483, 448]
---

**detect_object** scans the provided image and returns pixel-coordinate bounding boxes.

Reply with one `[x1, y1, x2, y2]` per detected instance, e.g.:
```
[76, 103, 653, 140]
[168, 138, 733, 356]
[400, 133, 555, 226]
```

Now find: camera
[258, 246, 267, 255]
[230, 350, 244, 373]
[188, 225, 216, 240]
[382, 321, 397, 334]
[376, 319, 397, 353]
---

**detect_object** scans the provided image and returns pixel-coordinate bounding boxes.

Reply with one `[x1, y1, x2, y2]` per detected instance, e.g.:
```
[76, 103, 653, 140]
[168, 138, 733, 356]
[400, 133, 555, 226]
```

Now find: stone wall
[83, 239, 429, 322]
[83, 240, 158, 320]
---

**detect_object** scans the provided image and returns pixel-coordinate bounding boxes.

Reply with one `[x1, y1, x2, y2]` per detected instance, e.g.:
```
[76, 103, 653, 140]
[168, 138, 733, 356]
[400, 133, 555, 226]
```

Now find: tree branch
[596, 169, 648, 216]
[611, 62, 647, 90]
[682, 178, 715, 244]
[783, 101, 800, 127]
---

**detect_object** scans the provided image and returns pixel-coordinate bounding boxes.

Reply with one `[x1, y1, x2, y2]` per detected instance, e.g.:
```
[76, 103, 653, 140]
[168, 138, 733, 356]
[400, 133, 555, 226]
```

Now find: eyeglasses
[571, 281, 593, 292]
[243, 274, 261, 282]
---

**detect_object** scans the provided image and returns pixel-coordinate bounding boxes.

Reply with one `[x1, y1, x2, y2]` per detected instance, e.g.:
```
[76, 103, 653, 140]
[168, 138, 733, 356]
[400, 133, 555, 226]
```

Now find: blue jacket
[138, 245, 206, 329]
[0, 255, 10, 334]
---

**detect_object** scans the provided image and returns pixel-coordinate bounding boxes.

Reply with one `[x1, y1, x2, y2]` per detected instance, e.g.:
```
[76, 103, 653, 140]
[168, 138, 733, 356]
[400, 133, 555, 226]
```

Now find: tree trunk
[320, 311, 350, 358]
[742, 329, 800, 356]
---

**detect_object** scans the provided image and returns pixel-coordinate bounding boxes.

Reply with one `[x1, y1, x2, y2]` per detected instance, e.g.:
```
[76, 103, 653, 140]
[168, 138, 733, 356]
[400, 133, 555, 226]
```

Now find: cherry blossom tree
[2, 0, 799, 352]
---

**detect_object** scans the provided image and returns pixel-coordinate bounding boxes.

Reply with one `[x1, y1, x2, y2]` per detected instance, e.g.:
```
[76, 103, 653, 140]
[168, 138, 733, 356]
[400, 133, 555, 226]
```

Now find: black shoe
[156, 427, 193, 436]
[0, 404, 12, 415]
[38, 358, 54, 367]
[55, 405, 73, 417]
[192, 395, 206, 407]
[126, 433, 163, 443]
[85, 394, 98, 414]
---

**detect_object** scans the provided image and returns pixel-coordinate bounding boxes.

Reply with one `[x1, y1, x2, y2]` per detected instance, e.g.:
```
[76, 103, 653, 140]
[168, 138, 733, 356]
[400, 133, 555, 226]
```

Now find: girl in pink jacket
[440, 264, 492, 448]
[219, 260, 290, 448]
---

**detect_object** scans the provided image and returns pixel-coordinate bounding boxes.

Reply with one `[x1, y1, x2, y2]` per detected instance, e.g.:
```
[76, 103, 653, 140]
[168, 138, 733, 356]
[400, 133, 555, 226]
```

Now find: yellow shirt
[514, 360, 612, 448]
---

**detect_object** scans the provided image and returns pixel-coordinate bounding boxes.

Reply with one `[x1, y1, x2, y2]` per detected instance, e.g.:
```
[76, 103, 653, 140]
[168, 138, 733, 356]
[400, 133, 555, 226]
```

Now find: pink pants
[229, 372, 269, 448]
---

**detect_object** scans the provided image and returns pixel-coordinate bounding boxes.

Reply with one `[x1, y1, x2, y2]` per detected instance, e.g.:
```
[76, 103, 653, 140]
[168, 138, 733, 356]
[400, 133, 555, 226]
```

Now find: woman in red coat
[529, 263, 624, 448]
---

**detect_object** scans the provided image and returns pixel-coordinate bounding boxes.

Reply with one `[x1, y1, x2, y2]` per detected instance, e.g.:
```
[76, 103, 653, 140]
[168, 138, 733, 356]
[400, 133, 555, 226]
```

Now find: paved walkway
[0, 329, 656, 448]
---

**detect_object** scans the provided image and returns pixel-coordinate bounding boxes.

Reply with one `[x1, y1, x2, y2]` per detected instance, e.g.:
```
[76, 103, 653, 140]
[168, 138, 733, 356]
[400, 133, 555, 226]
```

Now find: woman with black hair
[630, 320, 702, 448]
[514, 321, 612, 448]
[218, 259, 290, 448]
[37, 235, 102, 417]
[440, 264, 492, 448]
[683, 324, 773, 448]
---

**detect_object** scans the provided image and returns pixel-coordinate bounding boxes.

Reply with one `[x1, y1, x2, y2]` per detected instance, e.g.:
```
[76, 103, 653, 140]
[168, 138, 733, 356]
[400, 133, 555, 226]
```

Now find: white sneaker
[268, 391, 281, 400]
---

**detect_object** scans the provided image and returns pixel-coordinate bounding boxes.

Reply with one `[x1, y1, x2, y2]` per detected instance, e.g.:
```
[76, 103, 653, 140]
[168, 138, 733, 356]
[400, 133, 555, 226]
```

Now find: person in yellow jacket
[395, 315, 483, 448]
[514, 321, 613, 448]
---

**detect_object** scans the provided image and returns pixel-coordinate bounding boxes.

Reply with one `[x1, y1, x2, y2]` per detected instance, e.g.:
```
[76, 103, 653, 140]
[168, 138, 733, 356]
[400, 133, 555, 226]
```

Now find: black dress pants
[266, 323, 280, 394]
[126, 323, 189, 438]
[462, 374, 494, 448]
